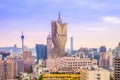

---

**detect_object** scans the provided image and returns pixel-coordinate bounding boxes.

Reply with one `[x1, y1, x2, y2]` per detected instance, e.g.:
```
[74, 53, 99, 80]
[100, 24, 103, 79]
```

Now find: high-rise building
[99, 52, 113, 68]
[100, 46, 106, 53]
[0, 60, 18, 79]
[6, 55, 24, 76]
[94, 54, 100, 65]
[47, 33, 52, 58]
[0, 51, 10, 60]
[13, 44, 17, 54]
[78, 47, 89, 56]
[22, 49, 34, 73]
[114, 42, 120, 80]
[51, 12, 67, 58]
[114, 58, 120, 80]
[36, 44, 47, 63]
[21, 30, 25, 53]
[70, 37, 73, 53]
[23, 50, 32, 62]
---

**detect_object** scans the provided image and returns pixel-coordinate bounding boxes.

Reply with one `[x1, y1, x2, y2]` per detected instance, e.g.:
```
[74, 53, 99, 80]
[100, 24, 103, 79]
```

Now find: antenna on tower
[58, 12, 61, 20]
[58, 12, 62, 23]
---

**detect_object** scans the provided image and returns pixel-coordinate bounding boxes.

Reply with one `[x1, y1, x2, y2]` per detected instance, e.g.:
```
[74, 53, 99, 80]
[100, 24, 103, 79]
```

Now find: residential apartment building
[0, 60, 18, 79]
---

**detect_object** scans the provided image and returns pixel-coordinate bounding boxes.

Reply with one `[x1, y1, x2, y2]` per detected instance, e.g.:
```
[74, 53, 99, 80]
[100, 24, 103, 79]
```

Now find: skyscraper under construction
[51, 12, 67, 58]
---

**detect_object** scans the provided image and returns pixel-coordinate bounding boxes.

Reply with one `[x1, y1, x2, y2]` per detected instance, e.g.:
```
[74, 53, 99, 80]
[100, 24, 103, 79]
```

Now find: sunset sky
[0, 0, 120, 49]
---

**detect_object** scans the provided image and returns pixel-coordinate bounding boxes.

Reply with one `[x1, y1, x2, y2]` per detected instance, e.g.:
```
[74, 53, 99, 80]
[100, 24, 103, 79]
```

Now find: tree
[38, 74, 43, 80]
[110, 75, 113, 80]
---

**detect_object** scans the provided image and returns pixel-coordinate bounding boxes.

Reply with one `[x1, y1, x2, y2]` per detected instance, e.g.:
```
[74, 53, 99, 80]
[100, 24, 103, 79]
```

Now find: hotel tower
[51, 12, 67, 58]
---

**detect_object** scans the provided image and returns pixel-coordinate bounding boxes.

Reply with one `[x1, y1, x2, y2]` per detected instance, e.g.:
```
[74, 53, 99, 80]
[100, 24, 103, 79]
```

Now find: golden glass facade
[51, 13, 67, 58]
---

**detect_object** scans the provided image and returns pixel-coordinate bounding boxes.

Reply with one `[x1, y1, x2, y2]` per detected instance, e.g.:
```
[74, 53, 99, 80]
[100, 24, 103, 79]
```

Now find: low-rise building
[80, 67, 110, 80]
[33, 60, 49, 78]
[46, 57, 97, 73]
[42, 74, 80, 80]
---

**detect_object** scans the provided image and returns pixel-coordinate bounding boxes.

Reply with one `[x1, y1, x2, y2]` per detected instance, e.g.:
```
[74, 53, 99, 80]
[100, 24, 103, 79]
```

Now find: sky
[0, 0, 120, 49]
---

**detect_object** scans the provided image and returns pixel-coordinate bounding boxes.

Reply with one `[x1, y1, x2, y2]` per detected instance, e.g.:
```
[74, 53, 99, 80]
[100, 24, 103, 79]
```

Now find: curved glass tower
[51, 12, 67, 58]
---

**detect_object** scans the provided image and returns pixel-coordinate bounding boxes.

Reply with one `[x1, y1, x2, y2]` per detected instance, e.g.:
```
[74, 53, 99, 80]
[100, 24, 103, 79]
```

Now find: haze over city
[0, 0, 120, 49]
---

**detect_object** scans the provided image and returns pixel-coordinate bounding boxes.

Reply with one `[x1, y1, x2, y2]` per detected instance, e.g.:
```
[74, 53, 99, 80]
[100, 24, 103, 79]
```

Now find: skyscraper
[99, 52, 113, 68]
[6, 55, 24, 76]
[13, 44, 17, 54]
[51, 12, 67, 58]
[0, 60, 18, 79]
[23, 50, 32, 62]
[70, 37, 73, 53]
[0, 51, 10, 60]
[47, 33, 52, 58]
[100, 46, 106, 53]
[21, 30, 25, 53]
[36, 44, 47, 63]
[23, 50, 33, 73]
[114, 42, 120, 80]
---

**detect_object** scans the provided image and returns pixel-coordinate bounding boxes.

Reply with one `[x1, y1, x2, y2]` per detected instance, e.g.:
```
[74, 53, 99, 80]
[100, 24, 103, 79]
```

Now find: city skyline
[0, 0, 120, 49]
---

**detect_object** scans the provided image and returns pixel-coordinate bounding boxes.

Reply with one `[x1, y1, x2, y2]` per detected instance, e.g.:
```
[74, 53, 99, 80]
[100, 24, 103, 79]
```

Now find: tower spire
[21, 30, 25, 53]
[58, 12, 62, 23]
[58, 12, 61, 20]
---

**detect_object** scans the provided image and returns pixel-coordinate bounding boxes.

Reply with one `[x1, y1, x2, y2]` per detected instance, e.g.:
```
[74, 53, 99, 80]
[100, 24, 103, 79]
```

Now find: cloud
[0, 0, 120, 49]
[81, 27, 105, 31]
[102, 16, 120, 24]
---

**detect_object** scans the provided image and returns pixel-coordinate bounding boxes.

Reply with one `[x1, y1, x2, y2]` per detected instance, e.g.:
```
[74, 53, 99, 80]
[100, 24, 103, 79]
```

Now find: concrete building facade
[6, 55, 24, 76]
[0, 60, 18, 79]
[114, 42, 120, 80]
[46, 57, 97, 73]
[47, 33, 52, 58]
[99, 52, 113, 68]
[23, 50, 32, 62]
[80, 68, 110, 80]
